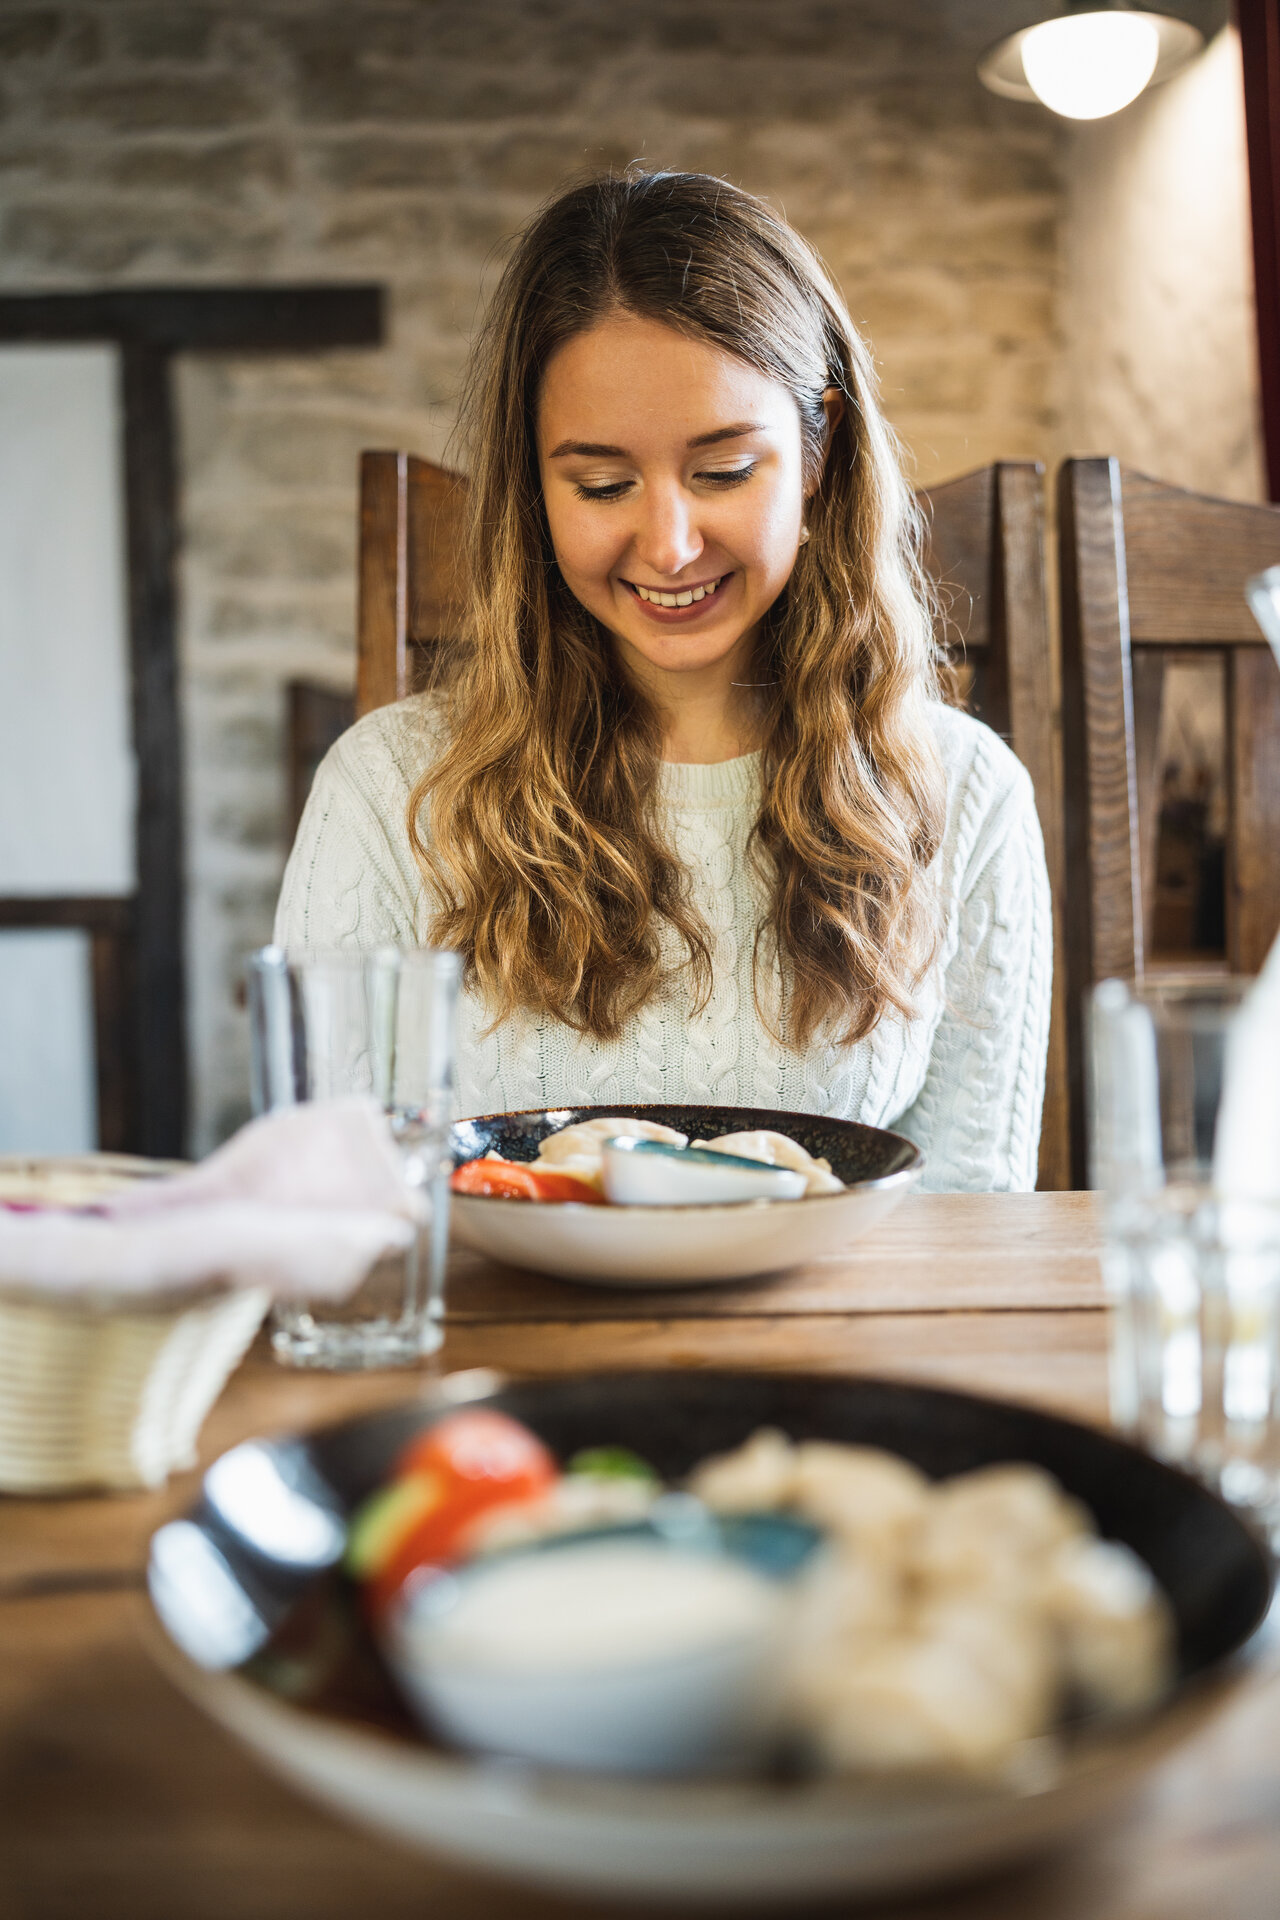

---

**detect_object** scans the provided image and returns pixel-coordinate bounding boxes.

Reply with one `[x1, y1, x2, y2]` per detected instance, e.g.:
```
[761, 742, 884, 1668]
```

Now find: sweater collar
[657, 750, 762, 810]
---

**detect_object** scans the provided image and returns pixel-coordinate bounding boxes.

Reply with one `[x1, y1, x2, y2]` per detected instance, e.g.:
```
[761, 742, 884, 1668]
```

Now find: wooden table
[3, 1193, 1278, 1920]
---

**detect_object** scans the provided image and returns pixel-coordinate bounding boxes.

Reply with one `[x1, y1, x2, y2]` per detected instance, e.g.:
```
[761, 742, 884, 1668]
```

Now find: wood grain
[1059, 458, 1280, 1180]
[1121, 469, 1280, 643]
[997, 462, 1069, 1192]
[1238, 0, 1280, 501]
[356, 449, 410, 715]
[920, 464, 996, 655]
[1227, 644, 1280, 972]
[6, 1191, 1280, 1919]
[0, 1194, 1105, 1593]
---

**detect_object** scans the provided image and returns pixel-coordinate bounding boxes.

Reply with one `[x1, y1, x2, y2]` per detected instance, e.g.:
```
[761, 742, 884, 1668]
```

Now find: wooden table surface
[4, 1192, 1278, 1920]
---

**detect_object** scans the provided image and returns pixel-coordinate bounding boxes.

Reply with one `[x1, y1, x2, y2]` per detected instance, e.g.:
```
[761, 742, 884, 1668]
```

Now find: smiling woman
[275, 170, 1052, 1192]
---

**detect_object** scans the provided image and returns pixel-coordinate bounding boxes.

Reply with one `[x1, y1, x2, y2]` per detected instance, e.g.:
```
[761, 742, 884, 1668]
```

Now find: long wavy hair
[409, 169, 948, 1050]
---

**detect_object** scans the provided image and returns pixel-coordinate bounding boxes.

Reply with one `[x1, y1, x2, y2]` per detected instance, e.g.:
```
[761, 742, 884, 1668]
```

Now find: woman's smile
[622, 572, 733, 620]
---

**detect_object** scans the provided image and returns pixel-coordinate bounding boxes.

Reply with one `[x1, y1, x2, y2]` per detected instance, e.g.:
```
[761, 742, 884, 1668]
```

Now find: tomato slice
[361, 1411, 559, 1623]
[525, 1168, 605, 1204]
[395, 1408, 556, 1489]
[450, 1158, 603, 1204]
[450, 1157, 542, 1199]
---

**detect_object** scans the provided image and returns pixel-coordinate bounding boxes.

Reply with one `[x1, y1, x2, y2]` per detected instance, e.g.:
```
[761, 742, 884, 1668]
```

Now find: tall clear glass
[1090, 975, 1280, 1521]
[248, 946, 460, 1370]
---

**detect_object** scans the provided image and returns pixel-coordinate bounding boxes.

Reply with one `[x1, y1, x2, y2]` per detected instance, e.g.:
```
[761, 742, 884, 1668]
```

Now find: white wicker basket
[0, 1155, 268, 1494]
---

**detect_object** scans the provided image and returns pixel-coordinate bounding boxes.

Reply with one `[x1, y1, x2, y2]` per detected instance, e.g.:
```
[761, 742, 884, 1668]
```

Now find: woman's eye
[697, 464, 756, 487]
[573, 479, 633, 501]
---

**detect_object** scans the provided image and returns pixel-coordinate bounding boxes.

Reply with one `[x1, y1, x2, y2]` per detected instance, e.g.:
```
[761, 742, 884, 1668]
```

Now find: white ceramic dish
[146, 1370, 1273, 1910]
[385, 1518, 810, 1776]
[448, 1103, 922, 1287]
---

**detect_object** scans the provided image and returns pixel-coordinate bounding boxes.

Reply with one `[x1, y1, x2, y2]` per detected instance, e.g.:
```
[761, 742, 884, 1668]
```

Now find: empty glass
[248, 946, 460, 1370]
[1090, 975, 1280, 1522]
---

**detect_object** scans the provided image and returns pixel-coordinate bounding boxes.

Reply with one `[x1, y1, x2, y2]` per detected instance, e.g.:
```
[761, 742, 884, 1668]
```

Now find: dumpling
[788, 1543, 905, 1674]
[694, 1131, 844, 1195]
[912, 1464, 1090, 1596]
[1040, 1536, 1174, 1713]
[789, 1443, 931, 1556]
[686, 1427, 796, 1512]
[536, 1116, 688, 1170]
[801, 1622, 1052, 1775]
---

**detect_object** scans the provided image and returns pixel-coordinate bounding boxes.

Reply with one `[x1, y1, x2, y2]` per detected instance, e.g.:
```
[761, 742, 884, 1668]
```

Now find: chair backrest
[1058, 457, 1280, 1176]
[356, 451, 467, 714]
[355, 449, 1069, 1189]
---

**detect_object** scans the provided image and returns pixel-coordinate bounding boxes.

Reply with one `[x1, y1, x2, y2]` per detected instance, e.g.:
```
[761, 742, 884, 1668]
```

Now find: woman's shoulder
[927, 701, 1034, 814]
[924, 701, 1041, 879]
[321, 691, 445, 809]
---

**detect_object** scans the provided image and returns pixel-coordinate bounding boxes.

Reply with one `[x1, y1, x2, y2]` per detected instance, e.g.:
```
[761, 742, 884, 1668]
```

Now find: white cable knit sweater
[275, 694, 1052, 1191]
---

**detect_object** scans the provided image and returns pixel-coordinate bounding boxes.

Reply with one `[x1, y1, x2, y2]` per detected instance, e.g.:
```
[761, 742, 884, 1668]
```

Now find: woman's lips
[622, 573, 731, 623]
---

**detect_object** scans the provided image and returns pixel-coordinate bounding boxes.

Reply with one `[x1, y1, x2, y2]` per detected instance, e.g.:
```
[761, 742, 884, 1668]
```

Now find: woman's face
[537, 312, 825, 697]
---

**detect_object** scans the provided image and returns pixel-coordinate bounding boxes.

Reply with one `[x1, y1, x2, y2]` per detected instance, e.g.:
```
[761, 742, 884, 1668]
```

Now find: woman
[276, 170, 1051, 1191]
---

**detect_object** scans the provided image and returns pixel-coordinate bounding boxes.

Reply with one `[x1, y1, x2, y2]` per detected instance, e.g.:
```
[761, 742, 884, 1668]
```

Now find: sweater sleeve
[274, 711, 427, 951]
[891, 756, 1052, 1193]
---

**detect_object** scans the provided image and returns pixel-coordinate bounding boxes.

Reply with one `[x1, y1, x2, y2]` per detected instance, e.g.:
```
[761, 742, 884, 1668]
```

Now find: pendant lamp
[979, 2, 1203, 120]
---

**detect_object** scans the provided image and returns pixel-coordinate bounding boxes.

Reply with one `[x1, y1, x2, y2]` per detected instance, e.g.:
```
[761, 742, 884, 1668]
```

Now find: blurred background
[0, 0, 1263, 1156]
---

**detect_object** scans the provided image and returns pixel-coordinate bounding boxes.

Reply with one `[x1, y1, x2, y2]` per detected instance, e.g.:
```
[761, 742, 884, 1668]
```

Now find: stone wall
[0, 1, 1254, 1149]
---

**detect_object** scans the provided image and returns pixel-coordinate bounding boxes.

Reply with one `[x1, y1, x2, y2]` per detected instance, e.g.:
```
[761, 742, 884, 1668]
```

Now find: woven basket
[0, 1155, 268, 1494]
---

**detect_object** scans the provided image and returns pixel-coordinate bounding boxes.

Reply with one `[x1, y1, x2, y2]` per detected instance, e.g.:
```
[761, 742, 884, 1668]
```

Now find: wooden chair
[1058, 457, 1280, 1181]
[355, 450, 1070, 1189]
[285, 681, 357, 842]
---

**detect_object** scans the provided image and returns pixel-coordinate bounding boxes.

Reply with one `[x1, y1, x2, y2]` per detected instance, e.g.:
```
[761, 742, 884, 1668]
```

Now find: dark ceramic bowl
[147, 1370, 1273, 1909]
[447, 1103, 923, 1286]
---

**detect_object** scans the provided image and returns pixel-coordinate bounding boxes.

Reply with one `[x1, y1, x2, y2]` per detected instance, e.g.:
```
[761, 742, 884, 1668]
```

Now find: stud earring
[798, 525, 810, 545]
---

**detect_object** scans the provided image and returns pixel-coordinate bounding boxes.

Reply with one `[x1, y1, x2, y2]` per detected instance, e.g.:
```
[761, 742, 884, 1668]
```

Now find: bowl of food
[146, 1370, 1272, 1910]
[447, 1103, 922, 1285]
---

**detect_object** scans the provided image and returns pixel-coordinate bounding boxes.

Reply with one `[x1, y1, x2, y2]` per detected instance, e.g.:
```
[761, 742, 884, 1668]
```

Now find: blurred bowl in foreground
[146, 1370, 1273, 1908]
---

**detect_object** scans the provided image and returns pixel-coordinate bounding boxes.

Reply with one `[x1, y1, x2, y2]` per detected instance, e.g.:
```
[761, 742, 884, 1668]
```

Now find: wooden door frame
[1238, 0, 1280, 501]
[0, 286, 382, 1155]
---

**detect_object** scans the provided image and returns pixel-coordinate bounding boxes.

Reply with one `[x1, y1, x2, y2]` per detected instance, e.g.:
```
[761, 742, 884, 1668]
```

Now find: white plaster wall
[0, 344, 135, 893]
[1061, 27, 1265, 502]
[0, 929, 97, 1153]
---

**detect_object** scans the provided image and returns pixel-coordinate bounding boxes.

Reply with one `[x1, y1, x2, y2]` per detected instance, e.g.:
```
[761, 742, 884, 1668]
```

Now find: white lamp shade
[1020, 12, 1160, 120]
[979, 10, 1203, 120]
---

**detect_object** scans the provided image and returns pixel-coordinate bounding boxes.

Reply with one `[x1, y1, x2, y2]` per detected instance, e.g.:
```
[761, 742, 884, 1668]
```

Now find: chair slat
[1120, 469, 1280, 644]
[1228, 645, 1280, 973]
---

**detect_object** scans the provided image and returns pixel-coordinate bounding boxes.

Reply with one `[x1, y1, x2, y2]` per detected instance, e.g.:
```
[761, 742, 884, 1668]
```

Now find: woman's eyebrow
[547, 422, 766, 460]
[687, 422, 765, 448]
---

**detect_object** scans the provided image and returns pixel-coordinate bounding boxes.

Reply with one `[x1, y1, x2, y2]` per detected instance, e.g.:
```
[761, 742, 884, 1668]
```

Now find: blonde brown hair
[410, 169, 948, 1050]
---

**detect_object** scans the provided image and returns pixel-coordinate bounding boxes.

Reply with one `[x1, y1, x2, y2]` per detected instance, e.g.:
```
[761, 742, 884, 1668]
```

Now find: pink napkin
[0, 1099, 418, 1302]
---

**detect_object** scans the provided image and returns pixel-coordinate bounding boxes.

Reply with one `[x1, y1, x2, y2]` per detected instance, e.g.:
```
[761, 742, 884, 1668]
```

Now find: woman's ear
[806, 386, 846, 498]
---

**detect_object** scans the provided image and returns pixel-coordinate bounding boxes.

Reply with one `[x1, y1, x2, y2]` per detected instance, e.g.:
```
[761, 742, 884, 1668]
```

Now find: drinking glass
[248, 945, 460, 1370]
[1090, 975, 1280, 1521]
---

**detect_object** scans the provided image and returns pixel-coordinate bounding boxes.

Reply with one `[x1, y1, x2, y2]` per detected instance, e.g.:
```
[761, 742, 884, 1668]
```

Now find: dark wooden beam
[119, 341, 185, 1159]
[1238, 0, 1280, 501]
[0, 285, 382, 353]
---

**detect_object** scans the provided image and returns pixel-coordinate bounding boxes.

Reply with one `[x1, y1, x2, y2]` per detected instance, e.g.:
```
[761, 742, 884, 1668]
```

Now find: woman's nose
[632, 485, 703, 579]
